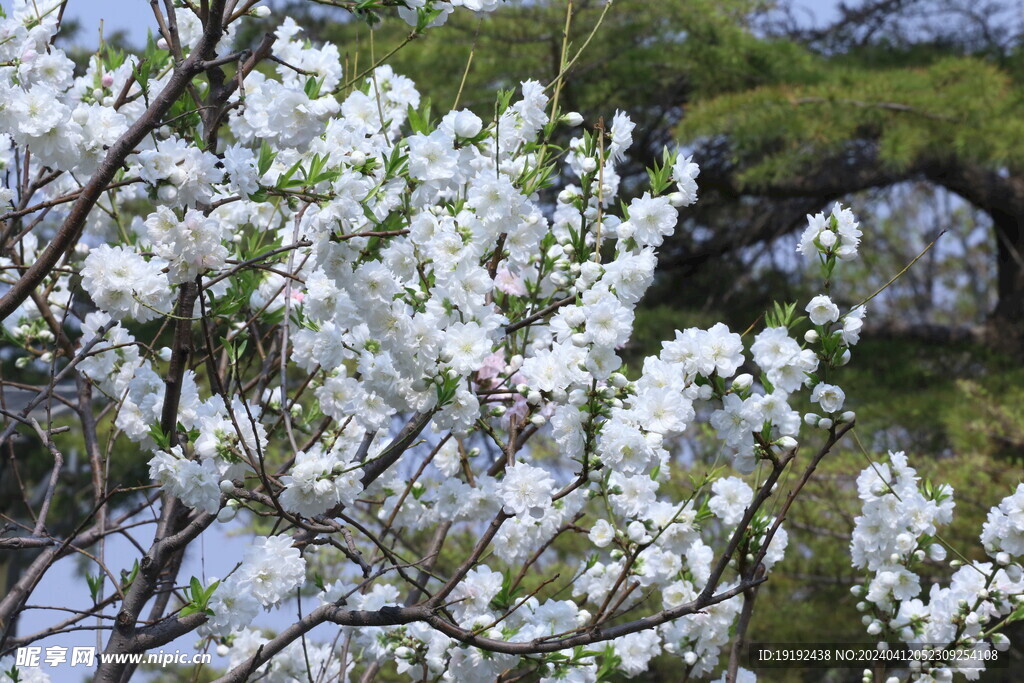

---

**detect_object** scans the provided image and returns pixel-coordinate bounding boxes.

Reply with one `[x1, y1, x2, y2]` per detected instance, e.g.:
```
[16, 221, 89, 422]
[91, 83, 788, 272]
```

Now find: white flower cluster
[797, 202, 862, 262]
[203, 535, 307, 636]
[149, 446, 222, 514]
[222, 627, 348, 682]
[4, 3, 824, 673]
[279, 446, 364, 516]
[981, 484, 1024, 557]
[851, 453, 1024, 681]
[81, 246, 173, 322]
[11, 1, 1020, 681]
[142, 207, 228, 283]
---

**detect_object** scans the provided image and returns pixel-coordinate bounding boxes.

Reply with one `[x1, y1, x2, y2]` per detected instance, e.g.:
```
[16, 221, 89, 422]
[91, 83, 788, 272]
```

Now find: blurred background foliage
[12, 0, 1024, 680]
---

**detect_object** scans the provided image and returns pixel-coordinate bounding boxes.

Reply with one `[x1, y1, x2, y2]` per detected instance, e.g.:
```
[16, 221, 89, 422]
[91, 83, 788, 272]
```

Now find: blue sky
[64, 0, 845, 47]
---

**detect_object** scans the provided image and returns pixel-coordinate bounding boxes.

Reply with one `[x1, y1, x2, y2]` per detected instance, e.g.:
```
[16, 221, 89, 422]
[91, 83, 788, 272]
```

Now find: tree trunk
[923, 161, 1024, 354]
[990, 208, 1024, 352]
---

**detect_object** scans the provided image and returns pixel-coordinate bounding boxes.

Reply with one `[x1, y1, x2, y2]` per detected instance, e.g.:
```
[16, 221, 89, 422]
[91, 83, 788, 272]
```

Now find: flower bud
[568, 389, 588, 406]
[732, 373, 753, 391]
[580, 157, 598, 174]
[804, 329, 819, 344]
[526, 390, 542, 405]
[219, 480, 235, 494]
[776, 436, 798, 451]
[562, 111, 584, 126]
[667, 191, 686, 207]
[530, 414, 546, 427]
[453, 110, 483, 138]
[216, 506, 237, 523]
[564, 307, 586, 327]
[157, 184, 178, 202]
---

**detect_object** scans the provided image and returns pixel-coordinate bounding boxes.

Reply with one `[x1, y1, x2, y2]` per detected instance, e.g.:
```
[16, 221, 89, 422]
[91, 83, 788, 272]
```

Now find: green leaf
[121, 559, 139, 591]
[86, 573, 103, 602]
[415, 6, 444, 32]
[407, 99, 434, 135]
[131, 58, 151, 96]
[257, 140, 277, 176]
[276, 158, 304, 189]
[149, 424, 171, 450]
[304, 75, 325, 99]
[489, 570, 525, 612]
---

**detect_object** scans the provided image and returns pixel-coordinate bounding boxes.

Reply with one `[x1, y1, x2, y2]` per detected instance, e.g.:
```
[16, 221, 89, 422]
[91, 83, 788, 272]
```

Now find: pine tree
[269, 0, 1024, 348]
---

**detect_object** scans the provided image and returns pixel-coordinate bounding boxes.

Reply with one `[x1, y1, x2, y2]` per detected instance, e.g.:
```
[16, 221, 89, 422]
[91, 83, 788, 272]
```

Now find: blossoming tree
[1, 1, 1023, 682]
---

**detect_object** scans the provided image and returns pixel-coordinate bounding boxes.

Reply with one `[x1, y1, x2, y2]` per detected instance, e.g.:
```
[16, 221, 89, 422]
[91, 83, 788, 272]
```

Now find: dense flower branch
[1, 1, 1021, 682]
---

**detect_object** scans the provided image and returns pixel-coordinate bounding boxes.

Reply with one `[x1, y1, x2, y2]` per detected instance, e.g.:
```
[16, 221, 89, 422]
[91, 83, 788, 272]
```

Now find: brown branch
[0, 23, 229, 322]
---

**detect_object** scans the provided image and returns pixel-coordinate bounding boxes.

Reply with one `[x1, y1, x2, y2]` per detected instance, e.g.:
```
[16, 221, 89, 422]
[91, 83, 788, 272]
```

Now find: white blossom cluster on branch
[0, 1, 1021, 682]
